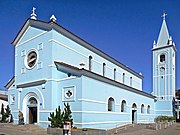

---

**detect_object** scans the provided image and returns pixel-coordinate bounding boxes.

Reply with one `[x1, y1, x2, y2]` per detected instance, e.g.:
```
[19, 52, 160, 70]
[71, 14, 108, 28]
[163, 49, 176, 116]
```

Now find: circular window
[25, 49, 38, 69]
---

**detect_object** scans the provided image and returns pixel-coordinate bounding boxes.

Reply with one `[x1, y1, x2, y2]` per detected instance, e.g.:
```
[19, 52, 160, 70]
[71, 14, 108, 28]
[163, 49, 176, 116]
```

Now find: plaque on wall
[62, 86, 76, 102]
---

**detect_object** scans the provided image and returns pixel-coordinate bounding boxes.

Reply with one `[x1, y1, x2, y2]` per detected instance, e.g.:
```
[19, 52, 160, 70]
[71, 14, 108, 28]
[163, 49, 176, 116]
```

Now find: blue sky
[0, 0, 180, 93]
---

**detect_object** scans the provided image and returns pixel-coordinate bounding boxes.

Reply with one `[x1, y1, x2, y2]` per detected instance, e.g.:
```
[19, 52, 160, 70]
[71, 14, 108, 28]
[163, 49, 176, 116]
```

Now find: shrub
[0, 104, 11, 123]
[155, 115, 176, 122]
[48, 103, 73, 128]
[48, 106, 63, 128]
[63, 103, 73, 125]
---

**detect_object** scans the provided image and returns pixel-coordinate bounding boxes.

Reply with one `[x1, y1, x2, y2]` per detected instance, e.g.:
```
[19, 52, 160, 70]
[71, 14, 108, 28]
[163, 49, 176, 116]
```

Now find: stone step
[0, 123, 46, 132]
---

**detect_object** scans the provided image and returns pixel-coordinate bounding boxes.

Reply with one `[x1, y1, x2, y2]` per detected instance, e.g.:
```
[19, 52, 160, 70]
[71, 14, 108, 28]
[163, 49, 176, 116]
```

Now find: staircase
[0, 123, 49, 135]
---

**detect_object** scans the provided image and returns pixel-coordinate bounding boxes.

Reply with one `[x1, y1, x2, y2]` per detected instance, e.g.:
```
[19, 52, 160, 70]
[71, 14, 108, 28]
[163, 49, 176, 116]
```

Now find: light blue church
[5, 9, 176, 129]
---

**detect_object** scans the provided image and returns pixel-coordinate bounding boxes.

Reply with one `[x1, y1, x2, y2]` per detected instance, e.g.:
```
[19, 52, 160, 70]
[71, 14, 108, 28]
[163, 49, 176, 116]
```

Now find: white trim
[17, 30, 48, 47]
[78, 98, 107, 104]
[156, 95, 173, 97]
[11, 110, 20, 113]
[155, 110, 172, 112]
[18, 90, 21, 109]
[17, 26, 30, 45]
[39, 120, 51, 123]
[72, 110, 130, 115]
[24, 48, 39, 70]
[137, 120, 154, 123]
[49, 39, 87, 58]
[74, 120, 131, 125]
[22, 93, 40, 123]
[48, 64, 56, 68]
[92, 58, 102, 65]
[154, 114, 173, 116]
[137, 113, 155, 116]
[46, 76, 77, 82]
[35, 88, 45, 109]
[39, 110, 54, 113]
[19, 87, 44, 108]
[153, 74, 173, 77]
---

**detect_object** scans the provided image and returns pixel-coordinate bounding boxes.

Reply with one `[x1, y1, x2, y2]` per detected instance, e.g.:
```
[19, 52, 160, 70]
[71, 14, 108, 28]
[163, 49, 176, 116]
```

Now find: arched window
[114, 68, 116, 80]
[108, 97, 115, 112]
[28, 97, 38, 107]
[103, 63, 106, 76]
[132, 103, 137, 110]
[130, 77, 132, 86]
[160, 54, 165, 62]
[141, 104, 145, 113]
[121, 100, 126, 112]
[123, 73, 125, 83]
[147, 105, 150, 114]
[89, 56, 93, 71]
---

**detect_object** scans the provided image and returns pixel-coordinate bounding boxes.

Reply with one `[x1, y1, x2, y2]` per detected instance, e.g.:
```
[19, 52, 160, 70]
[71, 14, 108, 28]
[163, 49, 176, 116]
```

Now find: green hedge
[155, 115, 176, 122]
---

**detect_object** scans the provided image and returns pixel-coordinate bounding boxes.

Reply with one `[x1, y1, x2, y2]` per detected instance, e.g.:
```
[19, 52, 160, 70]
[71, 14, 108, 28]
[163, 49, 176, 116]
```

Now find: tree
[48, 106, 63, 128]
[48, 103, 73, 128]
[0, 103, 6, 122]
[5, 105, 11, 118]
[63, 103, 73, 125]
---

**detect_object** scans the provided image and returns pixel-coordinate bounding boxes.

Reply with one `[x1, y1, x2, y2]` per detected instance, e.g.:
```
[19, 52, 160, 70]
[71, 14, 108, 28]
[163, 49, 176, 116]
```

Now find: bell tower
[153, 13, 176, 116]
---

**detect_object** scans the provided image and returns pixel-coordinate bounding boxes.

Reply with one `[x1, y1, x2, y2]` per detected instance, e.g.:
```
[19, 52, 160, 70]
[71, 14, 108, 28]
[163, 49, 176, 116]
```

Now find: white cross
[161, 12, 167, 20]
[32, 7, 36, 14]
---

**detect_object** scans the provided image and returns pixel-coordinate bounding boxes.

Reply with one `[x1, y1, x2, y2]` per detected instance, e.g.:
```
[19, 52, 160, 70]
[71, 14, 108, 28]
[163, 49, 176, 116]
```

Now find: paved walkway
[0, 123, 50, 135]
[0, 123, 180, 135]
[119, 123, 180, 135]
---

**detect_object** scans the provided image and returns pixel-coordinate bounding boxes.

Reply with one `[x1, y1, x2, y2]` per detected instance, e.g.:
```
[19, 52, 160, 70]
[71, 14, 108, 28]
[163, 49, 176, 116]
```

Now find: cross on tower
[32, 7, 36, 15]
[161, 12, 167, 20]
[30, 7, 37, 20]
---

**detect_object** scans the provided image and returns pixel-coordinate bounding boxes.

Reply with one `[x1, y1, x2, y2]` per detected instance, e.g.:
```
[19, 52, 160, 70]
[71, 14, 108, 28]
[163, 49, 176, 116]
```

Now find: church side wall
[76, 76, 155, 129]
[51, 30, 142, 90]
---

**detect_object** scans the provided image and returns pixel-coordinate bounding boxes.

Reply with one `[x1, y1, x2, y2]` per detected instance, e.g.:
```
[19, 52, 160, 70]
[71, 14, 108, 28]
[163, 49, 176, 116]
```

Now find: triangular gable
[12, 19, 51, 46]
[17, 26, 47, 46]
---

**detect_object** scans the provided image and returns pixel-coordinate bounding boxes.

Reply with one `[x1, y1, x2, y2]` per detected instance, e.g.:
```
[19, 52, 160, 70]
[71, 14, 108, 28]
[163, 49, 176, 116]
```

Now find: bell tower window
[160, 54, 165, 62]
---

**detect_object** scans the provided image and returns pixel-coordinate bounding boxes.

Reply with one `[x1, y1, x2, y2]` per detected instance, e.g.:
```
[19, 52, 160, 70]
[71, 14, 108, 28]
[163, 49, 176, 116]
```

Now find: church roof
[11, 19, 143, 79]
[0, 90, 8, 101]
[54, 61, 155, 99]
[4, 76, 15, 89]
[157, 19, 169, 47]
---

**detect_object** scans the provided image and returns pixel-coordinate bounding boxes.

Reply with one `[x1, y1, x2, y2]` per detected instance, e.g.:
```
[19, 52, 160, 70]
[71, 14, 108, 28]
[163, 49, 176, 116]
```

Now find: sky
[0, 0, 180, 94]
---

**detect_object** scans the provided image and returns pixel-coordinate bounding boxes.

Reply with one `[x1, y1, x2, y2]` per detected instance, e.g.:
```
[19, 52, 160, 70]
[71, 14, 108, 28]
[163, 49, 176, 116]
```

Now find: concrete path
[0, 123, 50, 135]
[0, 123, 180, 135]
[119, 123, 180, 135]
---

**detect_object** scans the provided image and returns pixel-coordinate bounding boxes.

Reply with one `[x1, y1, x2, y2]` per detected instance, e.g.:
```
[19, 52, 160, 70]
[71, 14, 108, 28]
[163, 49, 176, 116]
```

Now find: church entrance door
[29, 107, 37, 124]
[28, 97, 38, 124]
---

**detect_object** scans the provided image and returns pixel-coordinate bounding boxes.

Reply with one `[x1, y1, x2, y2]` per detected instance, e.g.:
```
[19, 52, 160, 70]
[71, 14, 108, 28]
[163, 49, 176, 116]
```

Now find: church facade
[6, 10, 176, 129]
